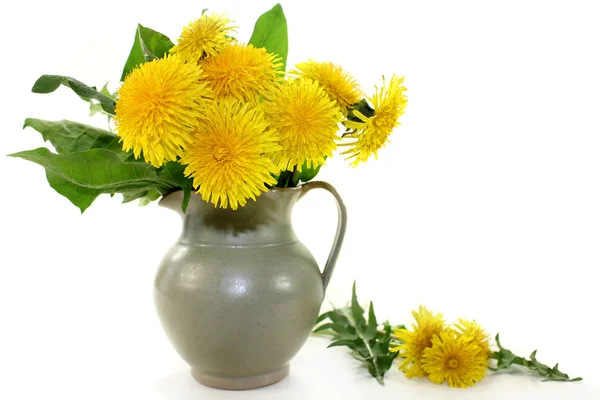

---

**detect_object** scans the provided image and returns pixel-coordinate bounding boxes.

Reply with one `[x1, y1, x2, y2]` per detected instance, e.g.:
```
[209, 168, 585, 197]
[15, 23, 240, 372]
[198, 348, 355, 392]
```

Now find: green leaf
[381, 320, 397, 338]
[32, 75, 116, 115]
[121, 24, 175, 80]
[99, 82, 114, 98]
[45, 170, 100, 213]
[329, 324, 352, 335]
[23, 118, 127, 159]
[293, 157, 326, 185]
[9, 148, 172, 192]
[313, 323, 338, 334]
[9, 148, 177, 212]
[120, 188, 161, 206]
[121, 29, 144, 80]
[315, 309, 351, 328]
[158, 161, 193, 213]
[372, 339, 393, 357]
[365, 302, 378, 341]
[350, 281, 366, 330]
[119, 188, 161, 207]
[313, 282, 399, 384]
[77, 82, 115, 117]
[88, 83, 116, 117]
[248, 4, 288, 71]
[374, 353, 398, 376]
[139, 24, 174, 60]
[88, 103, 105, 117]
[367, 363, 384, 384]
[329, 308, 352, 325]
[275, 169, 295, 188]
[489, 334, 582, 382]
[139, 188, 162, 206]
[350, 351, 370, 361]
[121, 190, 149, 204]
[315, 311, 337, 325]
[328, 339, 361, 351]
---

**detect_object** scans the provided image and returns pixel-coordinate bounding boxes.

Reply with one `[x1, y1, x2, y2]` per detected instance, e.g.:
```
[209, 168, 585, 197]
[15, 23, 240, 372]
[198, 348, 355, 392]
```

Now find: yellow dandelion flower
[170, 12, 237, 62]
[341, 75, 407, 166]
[455, 319, 491, 358]
[289, 60, 362, 114]
[115, 56, 212, 167]
[391, 305, 445, 379]
[421, 329, 489, 388]
[262, 78, 342, 171]
[180, 99, 280, 210]
[200, 44, 282, 103]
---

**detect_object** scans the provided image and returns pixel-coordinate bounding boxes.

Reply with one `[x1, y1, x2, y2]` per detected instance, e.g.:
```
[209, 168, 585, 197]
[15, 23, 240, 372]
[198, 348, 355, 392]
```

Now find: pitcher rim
[159, 184, 309, 211]
[166, 185, 305, 199]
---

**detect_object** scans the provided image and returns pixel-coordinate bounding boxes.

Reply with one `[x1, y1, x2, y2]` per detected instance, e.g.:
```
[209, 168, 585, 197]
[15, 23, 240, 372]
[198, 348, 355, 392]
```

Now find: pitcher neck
[161, 188, 304, 247]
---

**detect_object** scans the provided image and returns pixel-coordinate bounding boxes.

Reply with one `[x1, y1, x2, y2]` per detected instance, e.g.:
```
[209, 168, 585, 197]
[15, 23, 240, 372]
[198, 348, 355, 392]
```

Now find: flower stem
[276, 165, 299, 188]
[276, 170, 292, 188]
[290, 165, 299, 187]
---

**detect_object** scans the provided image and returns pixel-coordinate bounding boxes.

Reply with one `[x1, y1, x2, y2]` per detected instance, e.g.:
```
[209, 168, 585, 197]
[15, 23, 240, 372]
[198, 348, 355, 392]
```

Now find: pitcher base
[191, 364, 289, 390]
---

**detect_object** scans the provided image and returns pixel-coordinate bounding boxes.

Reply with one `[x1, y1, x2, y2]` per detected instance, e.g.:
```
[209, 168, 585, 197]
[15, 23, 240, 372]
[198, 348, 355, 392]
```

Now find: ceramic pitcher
[154, 181, 347, 390]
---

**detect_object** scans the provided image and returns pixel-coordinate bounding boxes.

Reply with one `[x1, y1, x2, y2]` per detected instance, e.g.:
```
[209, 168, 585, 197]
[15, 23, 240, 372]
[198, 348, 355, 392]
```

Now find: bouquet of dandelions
[10, 4, 407, 213]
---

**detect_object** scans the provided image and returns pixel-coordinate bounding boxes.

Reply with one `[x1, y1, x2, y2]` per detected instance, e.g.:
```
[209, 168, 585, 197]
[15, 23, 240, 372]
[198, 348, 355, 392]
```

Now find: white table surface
[144, 337, 597, 400]
[2, 322, 596, 400]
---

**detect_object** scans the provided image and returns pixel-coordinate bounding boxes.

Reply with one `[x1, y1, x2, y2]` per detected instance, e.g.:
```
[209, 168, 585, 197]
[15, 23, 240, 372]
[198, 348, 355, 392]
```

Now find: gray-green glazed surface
[154, 183, 346, 390]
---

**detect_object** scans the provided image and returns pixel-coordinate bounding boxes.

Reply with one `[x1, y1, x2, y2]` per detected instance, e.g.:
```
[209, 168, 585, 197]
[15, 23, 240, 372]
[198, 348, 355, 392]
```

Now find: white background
[1, 0, 599, 398]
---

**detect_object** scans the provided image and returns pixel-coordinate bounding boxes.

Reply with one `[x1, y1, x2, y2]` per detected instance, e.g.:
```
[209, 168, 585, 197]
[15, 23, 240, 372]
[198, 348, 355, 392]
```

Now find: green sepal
[347, 98, 375, 123]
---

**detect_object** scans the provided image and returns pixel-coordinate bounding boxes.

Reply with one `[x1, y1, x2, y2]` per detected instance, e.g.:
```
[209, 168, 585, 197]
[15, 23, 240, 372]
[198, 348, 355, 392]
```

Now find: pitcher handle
[300, 181, 348, 292]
